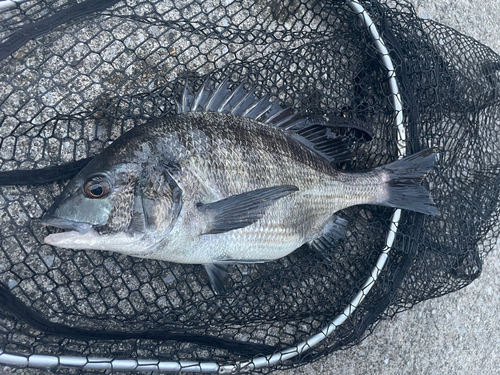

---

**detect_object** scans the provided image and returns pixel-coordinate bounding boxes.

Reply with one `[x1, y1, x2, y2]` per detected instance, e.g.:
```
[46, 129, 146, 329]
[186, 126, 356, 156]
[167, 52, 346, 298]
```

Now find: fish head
[41, 154, 150, 252]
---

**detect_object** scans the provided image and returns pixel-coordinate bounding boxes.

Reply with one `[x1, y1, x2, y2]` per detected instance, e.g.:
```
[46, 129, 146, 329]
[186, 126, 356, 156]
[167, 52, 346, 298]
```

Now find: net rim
[0, 0, 405, 372]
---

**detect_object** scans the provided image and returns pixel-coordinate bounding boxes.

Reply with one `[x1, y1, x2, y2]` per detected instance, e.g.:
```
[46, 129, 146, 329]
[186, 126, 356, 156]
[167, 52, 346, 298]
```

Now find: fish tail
[377, 147, 440, 216]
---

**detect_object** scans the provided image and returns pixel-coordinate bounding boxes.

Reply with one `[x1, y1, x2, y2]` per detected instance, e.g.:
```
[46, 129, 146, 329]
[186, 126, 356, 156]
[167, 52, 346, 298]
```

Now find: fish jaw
[41, 214, 95, 249]
[43, 227, 147, 252]
[41, 214, 92, 234]
[44, 229, 98, 249]
[42, 215, 147, 252]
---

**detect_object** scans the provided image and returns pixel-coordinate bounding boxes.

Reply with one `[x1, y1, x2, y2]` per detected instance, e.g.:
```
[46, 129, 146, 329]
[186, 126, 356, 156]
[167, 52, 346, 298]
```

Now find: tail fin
[378, 147, 440, 216]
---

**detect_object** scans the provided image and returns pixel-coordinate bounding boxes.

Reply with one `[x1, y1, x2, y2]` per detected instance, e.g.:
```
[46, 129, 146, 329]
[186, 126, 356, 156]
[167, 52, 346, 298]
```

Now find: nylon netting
[0, 0, 499, 373]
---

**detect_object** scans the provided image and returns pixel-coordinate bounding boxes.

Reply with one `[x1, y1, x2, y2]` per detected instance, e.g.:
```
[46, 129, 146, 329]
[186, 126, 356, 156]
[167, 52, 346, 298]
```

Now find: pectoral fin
[198, 185, 299, 235]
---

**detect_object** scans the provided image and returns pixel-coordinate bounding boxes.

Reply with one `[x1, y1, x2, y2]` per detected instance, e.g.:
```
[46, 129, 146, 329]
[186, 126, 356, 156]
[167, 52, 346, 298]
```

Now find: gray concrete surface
[276, 1, 500, 374]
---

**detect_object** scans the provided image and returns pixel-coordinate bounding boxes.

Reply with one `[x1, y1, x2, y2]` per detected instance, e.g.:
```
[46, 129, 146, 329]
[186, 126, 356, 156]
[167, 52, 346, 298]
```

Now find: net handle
[0, 0, 405, 372]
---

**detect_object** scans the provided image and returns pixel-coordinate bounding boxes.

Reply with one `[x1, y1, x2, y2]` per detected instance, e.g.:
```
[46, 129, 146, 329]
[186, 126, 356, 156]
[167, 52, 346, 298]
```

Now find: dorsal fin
[177, 78, 279, 120]
[192, 79, 212, 111]
[205, 78, 230, 112]
[177, 78, 373, 163]
[176, 80, 194, 113]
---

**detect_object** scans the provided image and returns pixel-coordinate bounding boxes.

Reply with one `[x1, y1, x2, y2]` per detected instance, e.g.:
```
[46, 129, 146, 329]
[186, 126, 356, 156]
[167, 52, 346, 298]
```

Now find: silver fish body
[41, 79, 439, 291]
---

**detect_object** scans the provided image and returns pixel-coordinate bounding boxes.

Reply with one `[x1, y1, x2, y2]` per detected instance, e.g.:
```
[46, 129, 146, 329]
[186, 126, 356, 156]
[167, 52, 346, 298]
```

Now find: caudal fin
[378, 147, 440, 216]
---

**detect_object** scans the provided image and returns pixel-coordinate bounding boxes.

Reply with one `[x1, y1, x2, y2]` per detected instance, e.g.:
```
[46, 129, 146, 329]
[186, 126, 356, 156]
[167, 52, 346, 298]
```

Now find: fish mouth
[41, 215, 144, 251]
[41, 215, 93, 234]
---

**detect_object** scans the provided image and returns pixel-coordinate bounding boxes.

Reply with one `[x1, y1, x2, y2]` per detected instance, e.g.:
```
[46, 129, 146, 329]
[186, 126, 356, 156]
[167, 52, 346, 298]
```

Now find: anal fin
[311, 215, 348, 256]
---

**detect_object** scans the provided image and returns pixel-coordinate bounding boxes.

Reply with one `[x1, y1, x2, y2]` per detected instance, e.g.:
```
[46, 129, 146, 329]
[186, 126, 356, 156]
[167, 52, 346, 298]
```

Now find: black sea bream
[42, 79, 439, 292]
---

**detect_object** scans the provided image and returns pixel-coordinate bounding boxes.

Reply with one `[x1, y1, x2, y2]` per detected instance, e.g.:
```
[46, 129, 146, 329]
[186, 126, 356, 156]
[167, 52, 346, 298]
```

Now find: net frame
[0, 0, 409, 372]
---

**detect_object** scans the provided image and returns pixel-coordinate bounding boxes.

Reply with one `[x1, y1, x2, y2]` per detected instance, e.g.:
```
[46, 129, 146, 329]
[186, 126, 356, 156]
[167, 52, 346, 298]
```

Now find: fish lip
[41, 215, 93, 234]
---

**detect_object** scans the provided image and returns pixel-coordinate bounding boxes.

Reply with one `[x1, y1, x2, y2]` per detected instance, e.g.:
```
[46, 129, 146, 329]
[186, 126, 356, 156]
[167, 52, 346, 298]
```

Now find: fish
[41, 78, 440, 293]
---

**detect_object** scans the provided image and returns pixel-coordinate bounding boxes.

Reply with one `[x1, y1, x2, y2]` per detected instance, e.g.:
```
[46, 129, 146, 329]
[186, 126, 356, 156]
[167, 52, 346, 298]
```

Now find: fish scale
[41, 79, 439, 293]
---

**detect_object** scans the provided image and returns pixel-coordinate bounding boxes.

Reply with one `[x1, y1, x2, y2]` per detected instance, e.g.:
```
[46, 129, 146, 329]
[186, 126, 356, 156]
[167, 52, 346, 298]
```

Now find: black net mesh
[0, 0, 499, 373]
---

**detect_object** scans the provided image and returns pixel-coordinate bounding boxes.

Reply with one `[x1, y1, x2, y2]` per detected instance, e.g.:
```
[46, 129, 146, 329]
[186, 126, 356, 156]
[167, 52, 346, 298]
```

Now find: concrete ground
[276, 1, 500, 374]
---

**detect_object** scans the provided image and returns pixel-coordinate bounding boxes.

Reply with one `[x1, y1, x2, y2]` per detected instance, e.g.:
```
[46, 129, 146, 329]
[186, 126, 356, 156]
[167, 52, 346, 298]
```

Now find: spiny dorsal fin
[177, 80, 194, 113]
[178, 77, 373, 163]
[205, 78, 230, 112]
[177, 77, 279, 121]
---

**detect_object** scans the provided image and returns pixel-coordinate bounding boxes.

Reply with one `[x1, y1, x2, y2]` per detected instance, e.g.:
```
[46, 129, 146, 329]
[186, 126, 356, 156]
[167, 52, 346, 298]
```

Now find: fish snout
[41, 215, 93, 234]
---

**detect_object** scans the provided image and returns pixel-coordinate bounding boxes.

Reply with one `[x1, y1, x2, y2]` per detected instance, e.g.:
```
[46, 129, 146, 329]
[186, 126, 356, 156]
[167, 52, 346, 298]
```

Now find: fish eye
[83, 176, 112, 199]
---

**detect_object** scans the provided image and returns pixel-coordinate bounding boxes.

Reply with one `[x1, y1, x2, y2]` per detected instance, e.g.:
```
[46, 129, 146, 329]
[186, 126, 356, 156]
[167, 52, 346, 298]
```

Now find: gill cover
[138, 158, 183, 235]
